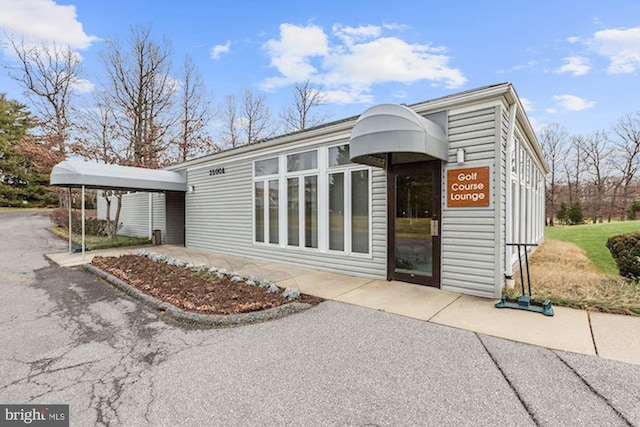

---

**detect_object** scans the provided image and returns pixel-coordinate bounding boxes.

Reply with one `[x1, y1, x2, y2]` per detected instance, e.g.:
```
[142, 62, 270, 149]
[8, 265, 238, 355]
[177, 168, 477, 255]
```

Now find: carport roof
[50, 160, 187, 192]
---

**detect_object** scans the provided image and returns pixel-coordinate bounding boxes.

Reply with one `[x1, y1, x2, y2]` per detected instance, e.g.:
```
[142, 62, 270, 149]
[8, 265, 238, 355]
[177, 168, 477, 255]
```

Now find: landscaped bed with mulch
[91, 254, 323, 317]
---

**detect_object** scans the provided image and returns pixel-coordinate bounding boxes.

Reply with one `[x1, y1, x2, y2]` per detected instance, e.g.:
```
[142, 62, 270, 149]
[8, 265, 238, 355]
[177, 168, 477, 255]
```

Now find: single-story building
[95, 83, 547, 298]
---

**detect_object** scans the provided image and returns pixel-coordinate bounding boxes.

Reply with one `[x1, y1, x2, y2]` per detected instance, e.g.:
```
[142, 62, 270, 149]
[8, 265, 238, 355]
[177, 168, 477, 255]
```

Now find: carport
[50, 160, 187, 254]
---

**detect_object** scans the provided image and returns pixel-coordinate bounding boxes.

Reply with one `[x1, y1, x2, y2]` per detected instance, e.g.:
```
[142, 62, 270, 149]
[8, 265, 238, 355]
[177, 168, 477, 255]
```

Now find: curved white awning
[349, 104, 448, 166]
[50, 160, 187, 192]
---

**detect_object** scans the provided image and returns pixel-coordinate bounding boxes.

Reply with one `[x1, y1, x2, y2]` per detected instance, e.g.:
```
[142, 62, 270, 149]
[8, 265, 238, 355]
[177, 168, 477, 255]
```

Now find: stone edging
[83, 264, 313, 327]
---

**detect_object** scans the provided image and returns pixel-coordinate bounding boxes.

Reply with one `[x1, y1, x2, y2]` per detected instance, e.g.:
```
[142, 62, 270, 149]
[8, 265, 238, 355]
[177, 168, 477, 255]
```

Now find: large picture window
[254, 157, 279, 245]
[327, 144, 370, 255]
[269, 180, 279, 244]
[253, 146, 371, 256]
[304, 175, 318, 248]
[287, 178, 299, 246]
[284, 150, 318, 249]
[328, 172, 345, 251]
[254, 181, 264, 243]
[351, 170, 369, 254]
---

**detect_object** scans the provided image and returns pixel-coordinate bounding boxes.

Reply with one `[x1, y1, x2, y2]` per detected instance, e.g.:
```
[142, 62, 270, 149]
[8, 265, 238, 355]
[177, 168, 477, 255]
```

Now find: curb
[83, 264, 313, 327]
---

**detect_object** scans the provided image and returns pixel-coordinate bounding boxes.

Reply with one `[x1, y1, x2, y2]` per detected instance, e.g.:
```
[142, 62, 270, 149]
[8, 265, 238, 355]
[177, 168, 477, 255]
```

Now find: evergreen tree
[556, 202, 568, 225]
[0, 94, 53, 207]
[568, 202, 584, 225]
[627, 201, 640, 220]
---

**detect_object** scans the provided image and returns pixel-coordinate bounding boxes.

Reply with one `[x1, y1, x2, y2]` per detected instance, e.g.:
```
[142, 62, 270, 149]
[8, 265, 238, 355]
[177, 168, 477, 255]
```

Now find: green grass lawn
[545, 220, 640, 275]
[50, 226, 151, 250]
[0, 207, 52, 213]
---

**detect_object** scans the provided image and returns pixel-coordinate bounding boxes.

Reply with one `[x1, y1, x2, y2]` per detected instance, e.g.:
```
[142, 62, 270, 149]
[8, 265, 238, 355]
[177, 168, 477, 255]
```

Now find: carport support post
[81, 185, 86, 254]
[68, 187, 72, 254]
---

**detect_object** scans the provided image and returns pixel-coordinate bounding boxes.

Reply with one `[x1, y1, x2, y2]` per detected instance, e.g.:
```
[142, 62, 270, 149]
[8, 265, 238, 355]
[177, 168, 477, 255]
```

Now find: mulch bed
[91, 255, 322, 315]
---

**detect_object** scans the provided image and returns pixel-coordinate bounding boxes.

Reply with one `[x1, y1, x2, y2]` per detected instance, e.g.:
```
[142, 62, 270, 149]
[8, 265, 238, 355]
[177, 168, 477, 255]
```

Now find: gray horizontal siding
[441, 106, 500, 298]
[151, 193, 166, 244]
[118, 192, 149, 238]
[98, 191, 151, 239]
[184, 143, 387, 279]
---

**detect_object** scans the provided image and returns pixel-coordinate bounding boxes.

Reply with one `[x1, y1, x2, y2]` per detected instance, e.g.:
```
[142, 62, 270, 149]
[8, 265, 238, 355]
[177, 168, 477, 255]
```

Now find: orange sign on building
[447, 166, 491, 207]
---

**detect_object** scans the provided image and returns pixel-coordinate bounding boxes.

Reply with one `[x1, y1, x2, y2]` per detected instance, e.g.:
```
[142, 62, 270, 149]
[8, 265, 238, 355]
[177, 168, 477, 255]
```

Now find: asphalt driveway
[1, 210, 639, 426]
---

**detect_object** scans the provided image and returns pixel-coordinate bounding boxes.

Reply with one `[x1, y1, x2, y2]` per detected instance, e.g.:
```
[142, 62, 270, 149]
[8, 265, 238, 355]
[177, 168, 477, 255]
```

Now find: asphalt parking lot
[1, 210, 639, 426]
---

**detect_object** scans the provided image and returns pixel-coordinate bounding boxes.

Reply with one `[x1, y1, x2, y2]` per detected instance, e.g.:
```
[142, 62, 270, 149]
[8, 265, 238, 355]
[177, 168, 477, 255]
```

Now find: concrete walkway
[46, 244, 640, 367]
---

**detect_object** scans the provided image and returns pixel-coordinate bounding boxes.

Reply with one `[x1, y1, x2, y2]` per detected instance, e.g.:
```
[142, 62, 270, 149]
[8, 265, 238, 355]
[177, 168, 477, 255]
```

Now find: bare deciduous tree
[612, 113, 640, 219]
[562, 137, 584, 207]
[174, 54, 217, 162]
[6, 38, 82, 155]
[70, 93, 126, 238]
[70, 92, 122, 163]
[575, 131, 614, 223]
[280, 80, 330, 133]
[219, 94, 240, 149]
[240, 88, 274, 145]
[100, 24, 176, 168]
[539, 124, 568, 225]
[219, 89, 274, 148]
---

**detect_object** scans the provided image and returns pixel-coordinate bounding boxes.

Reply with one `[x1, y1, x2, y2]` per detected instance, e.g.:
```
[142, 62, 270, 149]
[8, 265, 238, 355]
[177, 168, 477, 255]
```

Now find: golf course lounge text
[447, 166, 491, 208]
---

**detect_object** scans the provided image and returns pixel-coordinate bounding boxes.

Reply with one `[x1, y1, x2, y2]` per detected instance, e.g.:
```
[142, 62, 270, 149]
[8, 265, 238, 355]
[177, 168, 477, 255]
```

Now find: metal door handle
[431, 219, 439, 237]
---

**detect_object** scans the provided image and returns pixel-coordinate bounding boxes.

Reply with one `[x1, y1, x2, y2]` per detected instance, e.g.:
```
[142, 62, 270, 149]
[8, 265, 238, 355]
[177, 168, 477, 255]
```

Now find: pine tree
[0, 94, 55, 207]
[556, 202, 568, 225]
[568, 202, 584, 225]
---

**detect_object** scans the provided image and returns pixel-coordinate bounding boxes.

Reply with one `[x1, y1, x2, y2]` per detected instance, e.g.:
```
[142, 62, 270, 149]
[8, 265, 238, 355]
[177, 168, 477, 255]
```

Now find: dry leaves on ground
[91, 255, 322, 315]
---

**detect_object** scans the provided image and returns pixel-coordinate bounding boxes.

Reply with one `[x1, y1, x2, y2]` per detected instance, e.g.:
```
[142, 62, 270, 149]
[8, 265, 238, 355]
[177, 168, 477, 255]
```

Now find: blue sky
[0, 0, 639, 137]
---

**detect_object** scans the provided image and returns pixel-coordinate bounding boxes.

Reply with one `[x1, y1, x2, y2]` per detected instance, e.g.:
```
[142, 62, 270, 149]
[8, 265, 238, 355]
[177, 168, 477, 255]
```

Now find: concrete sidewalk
[46, 245, 640, 367]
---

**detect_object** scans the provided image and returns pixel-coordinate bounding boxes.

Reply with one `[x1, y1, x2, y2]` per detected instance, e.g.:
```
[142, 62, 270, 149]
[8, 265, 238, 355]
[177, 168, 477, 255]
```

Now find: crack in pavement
[1, 263, 234, 425]
[474, 332, 541, 426]
[477, 333, 632, 426]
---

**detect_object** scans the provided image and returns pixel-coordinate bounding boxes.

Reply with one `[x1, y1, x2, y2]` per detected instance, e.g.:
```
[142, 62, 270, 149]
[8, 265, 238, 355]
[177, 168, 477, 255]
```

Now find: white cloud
[553, 94, 596, 111]
[382, 23, 410, 31]
[323, 37, 466, 88]
[588, 27, 640, 73]
[512, 60, 537, 71]
[210, 40, 231, 60]
[520, 98, 534, 112]
[528, 116, 544, 133]
[323, 89, 375, 105]
[0, 0, 97, 50]
[263, 23, 329, 84]
[392, 90, 407, 99]
[261, 22, 466, 103]
[71, 78, 95, 93]
[332, 24, 381, 46]
[567, 36, 581, 44]
[555, 56, 591, 76]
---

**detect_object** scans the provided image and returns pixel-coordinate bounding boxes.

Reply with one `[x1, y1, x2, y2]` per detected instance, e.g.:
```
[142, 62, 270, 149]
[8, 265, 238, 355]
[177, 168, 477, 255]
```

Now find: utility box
[152, 229, 162, 245]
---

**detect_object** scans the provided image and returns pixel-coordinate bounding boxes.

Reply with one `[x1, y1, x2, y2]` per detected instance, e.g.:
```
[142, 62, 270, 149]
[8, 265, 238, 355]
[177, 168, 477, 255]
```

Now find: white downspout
[505, 102, 518, 279]
[149, 193, 153, 239]
[82, 184, 85, 255]
[68, 188, 72, 253]
[81, 185, 86, 254]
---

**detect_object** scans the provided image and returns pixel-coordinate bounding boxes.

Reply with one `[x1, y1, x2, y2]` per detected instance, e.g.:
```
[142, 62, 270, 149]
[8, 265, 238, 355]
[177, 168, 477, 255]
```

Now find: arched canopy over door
[349, 104, 448, 167]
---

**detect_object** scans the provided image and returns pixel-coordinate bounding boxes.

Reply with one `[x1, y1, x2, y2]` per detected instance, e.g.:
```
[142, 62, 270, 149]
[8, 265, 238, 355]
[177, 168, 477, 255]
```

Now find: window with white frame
[252, 144, 372, 256]
[286, 150, 318, 248]
[254, 157, 279, 244]
[327, 144, 370, 254]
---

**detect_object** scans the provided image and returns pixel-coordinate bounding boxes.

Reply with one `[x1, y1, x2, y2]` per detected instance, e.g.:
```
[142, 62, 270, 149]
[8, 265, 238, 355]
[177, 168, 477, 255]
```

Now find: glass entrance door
[389, 161, 440, 287]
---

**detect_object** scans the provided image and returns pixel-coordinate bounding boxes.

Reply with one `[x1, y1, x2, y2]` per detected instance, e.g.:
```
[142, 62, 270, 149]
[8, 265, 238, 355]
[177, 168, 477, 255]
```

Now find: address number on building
[209, 167, 225, 176]
[447, 166, 491, 207]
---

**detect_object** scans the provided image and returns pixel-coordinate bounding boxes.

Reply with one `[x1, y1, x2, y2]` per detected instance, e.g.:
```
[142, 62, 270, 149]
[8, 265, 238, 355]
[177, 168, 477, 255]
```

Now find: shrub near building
[49, 208, 111, 236]
[606, 232, 640, 279]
